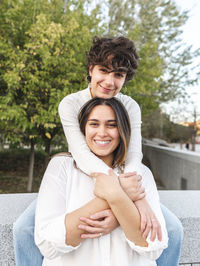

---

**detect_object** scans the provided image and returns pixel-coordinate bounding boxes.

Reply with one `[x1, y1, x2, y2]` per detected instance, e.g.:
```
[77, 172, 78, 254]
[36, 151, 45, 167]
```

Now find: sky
[162, 0, 200, 122]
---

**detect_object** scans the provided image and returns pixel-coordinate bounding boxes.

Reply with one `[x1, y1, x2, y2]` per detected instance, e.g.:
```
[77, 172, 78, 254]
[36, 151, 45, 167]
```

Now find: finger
[140, 214, 147, 233]
[137, 183, 143, 191]
[142, 217, 152, 239]
[81, 233, 103, 239]
[90, 209, 110, 220]
[157, 224, 162, 241]
[119, 172, 137, 178]
[78, 224, 102, 233]
[80, 217, 104, 227]
[138, 192, 146, 200]
[136, 180, 142, 189]
[139, 187, 145, 194]
[150, 219, 157, 241]
[137, 175, 142, 181]
[150, 218, 162, 242]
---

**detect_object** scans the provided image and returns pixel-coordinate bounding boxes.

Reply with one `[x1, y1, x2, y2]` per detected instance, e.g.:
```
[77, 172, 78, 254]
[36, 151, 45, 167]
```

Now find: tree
[142, 108, 193, 142]
[0, 0, 102, 191]
[103, 0, 199, 115]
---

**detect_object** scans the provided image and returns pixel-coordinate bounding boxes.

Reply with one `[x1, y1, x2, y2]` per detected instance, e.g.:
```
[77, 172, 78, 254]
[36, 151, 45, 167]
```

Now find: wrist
[93, 197, 109, 209]
[106, 187, 125, 204]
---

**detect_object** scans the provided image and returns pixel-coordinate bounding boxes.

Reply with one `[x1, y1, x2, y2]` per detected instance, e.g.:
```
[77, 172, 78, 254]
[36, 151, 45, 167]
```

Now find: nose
[97, 125, 107, 137]
[105, 73, 114, 87]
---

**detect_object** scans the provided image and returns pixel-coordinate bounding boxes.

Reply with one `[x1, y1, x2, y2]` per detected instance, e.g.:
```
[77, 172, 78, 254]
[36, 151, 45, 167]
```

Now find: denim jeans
[13, 199, 43, 266]
[157, 204, 184, 266]
[13, 199, 183, 266]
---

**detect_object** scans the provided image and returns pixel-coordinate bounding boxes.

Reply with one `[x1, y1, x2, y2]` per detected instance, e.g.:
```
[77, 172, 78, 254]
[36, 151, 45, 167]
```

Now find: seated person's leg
[156, 204, 183, 266]
[13, 198, 43, 266]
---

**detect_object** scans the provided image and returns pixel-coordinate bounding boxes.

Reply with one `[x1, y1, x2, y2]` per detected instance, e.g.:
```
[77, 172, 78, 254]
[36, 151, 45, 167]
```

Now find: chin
[100, 93, 113, 99]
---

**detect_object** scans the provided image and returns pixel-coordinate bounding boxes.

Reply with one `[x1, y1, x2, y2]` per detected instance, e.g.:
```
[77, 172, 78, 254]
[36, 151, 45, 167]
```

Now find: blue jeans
[13, 199, 43, 266]
[13, 199, 183, 266]
[157, 204, 184, 266]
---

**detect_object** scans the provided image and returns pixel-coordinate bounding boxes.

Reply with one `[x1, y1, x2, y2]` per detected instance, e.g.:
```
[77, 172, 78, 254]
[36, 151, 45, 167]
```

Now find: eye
[99, 68, 108, 73]
[115, 72, 125, 78]
[89, 122, 99, 127]
[107, 123, 117, 128]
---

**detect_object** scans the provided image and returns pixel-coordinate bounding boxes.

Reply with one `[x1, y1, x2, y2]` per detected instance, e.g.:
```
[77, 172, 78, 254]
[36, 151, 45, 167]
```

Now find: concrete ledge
[0, 192, 200, 265]
[0, 193, 37, 266]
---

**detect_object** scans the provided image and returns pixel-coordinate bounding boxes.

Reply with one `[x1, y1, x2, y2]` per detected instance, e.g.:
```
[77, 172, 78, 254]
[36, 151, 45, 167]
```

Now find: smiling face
[85, 105, 120, 167]
[89, 65, 126, 99]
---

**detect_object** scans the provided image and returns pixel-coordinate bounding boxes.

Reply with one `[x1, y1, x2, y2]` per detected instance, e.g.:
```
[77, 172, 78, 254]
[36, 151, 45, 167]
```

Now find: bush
[0, 148, 45, 173]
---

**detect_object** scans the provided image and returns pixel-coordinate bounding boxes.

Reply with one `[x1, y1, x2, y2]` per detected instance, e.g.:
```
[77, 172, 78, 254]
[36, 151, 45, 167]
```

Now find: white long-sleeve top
[58, 87, 142, 175]
[35, 155, 168, 266]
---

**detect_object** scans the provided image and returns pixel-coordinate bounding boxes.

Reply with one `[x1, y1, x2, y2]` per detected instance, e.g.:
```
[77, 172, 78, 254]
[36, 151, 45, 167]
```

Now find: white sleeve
[34, 157, 81, 260]
[58, 94, 110, 175]
[122, 165, 168, 260]
[118, 94, 143, 174]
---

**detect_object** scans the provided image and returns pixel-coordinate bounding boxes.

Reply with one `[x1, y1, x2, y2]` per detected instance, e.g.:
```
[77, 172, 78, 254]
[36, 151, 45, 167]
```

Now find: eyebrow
[88, 119, 117, 122]
[99, 65, 127, 74]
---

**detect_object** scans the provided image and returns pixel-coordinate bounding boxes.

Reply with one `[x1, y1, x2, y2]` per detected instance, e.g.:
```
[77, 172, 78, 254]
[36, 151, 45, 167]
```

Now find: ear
[89, 65, 94, 76]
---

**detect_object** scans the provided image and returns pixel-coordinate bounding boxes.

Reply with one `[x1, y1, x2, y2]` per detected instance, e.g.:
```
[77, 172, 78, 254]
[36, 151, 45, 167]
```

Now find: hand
[118, 172, 145, 201]
[134, 198, 162, 241]
[78, 209, 119, 239]
[91, 169, 121, 201]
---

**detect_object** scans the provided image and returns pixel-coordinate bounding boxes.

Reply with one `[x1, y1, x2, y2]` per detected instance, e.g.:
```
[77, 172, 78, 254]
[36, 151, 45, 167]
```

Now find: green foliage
[142, 109, 193, 142]
[0, 0, 102, 150]
[105, 0, 199, 115]
[0, 0, 199, 149]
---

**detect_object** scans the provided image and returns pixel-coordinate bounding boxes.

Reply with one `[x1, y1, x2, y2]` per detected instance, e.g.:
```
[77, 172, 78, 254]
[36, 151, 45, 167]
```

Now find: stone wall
[143, 143, 200, 190]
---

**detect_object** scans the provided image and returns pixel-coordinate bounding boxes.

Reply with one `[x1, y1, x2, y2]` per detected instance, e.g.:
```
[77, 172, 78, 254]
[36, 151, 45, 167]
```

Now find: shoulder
[58, 88, 90, 114]
[116, 92, 141, 114]
[46, 153, 75, 178]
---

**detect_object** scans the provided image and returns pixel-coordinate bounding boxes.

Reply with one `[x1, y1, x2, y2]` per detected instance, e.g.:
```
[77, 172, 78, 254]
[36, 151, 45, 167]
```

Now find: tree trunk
[44, 140, 51, 169]
[0, 134, 4, 151]
[27, 140, 35, 192]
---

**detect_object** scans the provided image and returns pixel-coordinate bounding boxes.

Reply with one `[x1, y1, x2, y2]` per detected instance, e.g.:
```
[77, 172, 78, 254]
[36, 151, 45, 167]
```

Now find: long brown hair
[78, 97, 131, 168]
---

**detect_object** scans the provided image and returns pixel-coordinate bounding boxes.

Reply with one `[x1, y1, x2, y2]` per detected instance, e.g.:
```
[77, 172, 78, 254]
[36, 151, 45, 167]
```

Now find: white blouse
[58, 87, 143, 175]
[35, 155, 168, 266]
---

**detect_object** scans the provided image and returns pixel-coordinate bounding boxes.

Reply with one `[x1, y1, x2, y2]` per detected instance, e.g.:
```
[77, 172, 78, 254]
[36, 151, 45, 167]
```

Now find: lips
[99, 84, 114, 93]
[94, 140, 111, 146]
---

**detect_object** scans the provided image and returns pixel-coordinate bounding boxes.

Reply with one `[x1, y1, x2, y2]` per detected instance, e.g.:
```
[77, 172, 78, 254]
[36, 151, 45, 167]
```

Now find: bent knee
[13, 217, 34, 239]
[168, 216, 184, 244]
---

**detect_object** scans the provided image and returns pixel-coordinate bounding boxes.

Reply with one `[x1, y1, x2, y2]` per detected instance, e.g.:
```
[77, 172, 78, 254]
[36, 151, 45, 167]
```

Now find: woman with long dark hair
[35, 97, 168, 265]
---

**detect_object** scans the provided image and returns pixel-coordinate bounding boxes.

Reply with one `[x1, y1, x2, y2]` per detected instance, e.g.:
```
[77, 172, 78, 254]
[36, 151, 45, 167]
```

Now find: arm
[118, 94, 163, 241]
[130, 165, 168, 259]
[117, 94, 143, 173]
[92, 167, 168, 260]
[118, 172, 162, 241]
[58, 91, 110, 175]
[65, 197, 109, 247]
[77, 172, 146, 240]
[93, 169, 148, 247]
[35, 156, 114, 259]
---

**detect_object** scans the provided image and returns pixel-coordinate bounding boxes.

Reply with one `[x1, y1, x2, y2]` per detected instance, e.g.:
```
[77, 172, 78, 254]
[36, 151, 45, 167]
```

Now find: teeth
[95, 140, 110, 144]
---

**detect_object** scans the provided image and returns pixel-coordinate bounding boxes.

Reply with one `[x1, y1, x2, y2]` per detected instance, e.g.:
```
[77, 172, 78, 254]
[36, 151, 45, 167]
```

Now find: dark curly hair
[86, 36, 139, 83]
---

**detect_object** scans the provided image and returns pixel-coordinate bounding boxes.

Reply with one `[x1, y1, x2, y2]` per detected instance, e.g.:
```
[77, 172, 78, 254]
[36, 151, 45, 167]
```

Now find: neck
[98, 154, 114, 168]
[89, 87, 94, 98]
